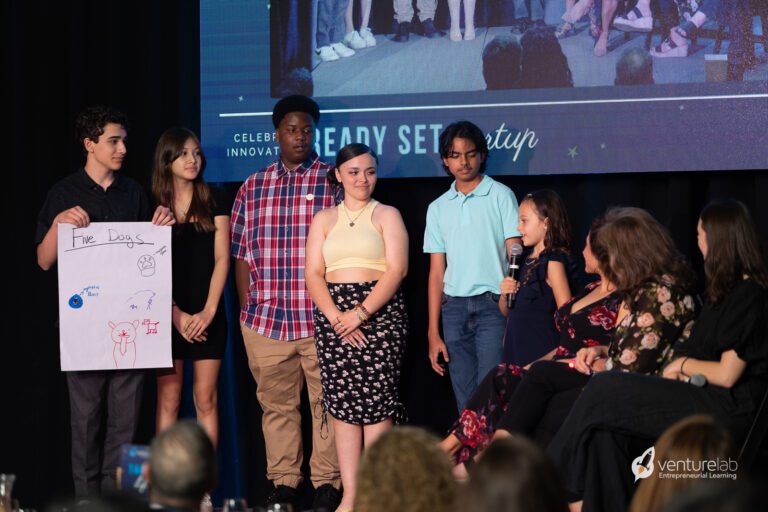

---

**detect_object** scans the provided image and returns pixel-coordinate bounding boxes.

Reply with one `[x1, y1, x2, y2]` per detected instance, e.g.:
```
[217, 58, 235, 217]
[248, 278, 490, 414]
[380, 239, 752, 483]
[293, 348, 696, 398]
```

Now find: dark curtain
[270, 0, 313, 97]
[8, 0, 768, 509]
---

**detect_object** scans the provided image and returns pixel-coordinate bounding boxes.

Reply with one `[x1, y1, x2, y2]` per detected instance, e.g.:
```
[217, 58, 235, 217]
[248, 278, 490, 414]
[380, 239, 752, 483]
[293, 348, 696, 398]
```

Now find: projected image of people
[270, 0, 767, 95]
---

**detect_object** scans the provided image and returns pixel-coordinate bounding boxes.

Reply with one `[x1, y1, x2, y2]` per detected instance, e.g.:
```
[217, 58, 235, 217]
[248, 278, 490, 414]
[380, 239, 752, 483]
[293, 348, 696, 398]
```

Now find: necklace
[342, 201, 370, 227]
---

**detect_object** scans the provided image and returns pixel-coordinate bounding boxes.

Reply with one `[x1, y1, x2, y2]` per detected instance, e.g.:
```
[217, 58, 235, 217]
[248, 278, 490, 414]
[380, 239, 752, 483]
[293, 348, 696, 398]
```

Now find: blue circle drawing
[69, 294, 83, 309]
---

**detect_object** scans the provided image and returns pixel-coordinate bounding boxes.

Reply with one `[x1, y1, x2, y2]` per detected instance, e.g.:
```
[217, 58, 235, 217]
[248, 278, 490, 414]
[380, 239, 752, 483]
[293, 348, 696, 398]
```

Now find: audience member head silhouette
[277, 67, 314, 97]
[458, 436, 568, 512]
[148, 420, 216, 510]
[520, 27, 573, 89]
[615, 47, 654, 85]
[483, 35, 522, 90]
[355, 427, 455, 512]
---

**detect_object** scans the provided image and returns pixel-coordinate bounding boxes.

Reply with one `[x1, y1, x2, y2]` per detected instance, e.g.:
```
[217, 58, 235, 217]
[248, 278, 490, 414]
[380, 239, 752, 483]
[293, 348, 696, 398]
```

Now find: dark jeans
[442, 292, 506, 411]
[67, 370, 144, 497]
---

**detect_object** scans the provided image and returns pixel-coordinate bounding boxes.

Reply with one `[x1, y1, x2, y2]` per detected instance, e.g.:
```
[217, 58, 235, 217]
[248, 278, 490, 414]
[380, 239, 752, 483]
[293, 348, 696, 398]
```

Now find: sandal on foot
[650, 27, 689, 57]
[650, 36, 688, 58]
[614, 7, 652, 32]
[555, 21, 575, 39]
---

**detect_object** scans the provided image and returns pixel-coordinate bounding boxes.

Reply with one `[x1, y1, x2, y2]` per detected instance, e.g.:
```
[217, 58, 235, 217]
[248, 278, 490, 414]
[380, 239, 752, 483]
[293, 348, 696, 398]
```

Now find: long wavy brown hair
[355, 427, 455, 512]
[700, 199, 768, 305]
[522, 189, 572, 255]
[589, 207, 695, 299]
[151, 127, 215, 232]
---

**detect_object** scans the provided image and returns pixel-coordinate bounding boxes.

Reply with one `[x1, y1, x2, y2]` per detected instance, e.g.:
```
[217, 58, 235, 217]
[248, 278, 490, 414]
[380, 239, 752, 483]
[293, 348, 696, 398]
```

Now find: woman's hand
[500, 277, 520, 296]
[342, 328, 368, 350]
[183, 307, 215, 342]
[574, 346, 608, 375]
[662, 357, 686, 381]
[334, 309, 363, 338]
[172, 307, 206, 343]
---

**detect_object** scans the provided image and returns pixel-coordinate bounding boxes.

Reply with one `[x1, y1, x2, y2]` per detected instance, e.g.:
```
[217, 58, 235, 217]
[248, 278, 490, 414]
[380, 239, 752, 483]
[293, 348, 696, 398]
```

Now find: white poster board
[57, 222, 172, 371]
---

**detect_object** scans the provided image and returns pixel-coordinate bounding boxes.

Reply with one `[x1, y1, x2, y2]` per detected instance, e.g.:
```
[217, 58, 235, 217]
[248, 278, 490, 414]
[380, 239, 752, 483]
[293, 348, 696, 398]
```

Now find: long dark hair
[151, 127, 215, 232]
[700, 199, 768, 305]
[522, 189, 572, 255]
[589, 207, 695, 299]
[327, 142, 378, 186]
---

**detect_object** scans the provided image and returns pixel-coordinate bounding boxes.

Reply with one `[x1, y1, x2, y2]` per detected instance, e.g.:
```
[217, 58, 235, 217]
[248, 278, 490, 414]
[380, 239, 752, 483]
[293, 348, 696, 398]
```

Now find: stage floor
[312, 23, 767, 96]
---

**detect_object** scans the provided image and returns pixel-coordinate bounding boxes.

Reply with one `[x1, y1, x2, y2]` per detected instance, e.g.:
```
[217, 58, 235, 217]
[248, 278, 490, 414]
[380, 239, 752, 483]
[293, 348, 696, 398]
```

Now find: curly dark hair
[699, 199, 768, 305]
[75, 105, 128, 151]
[355, 427, 455, 512]
[519, 27, 574, 89]
[588, 207, 695, 300]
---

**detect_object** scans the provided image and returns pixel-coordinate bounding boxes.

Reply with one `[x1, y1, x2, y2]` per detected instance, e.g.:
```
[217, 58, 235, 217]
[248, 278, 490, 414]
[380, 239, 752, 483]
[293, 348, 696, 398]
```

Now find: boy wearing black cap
[231, 95, 342, 509]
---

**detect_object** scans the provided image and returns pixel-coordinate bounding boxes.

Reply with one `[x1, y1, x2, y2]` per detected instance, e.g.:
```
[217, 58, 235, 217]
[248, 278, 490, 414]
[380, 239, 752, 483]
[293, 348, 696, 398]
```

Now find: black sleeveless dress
[171, 187, 229, 360]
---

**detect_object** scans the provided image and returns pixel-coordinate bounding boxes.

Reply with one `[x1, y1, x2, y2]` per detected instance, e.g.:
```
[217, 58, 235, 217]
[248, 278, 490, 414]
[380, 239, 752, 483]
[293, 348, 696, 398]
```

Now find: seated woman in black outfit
[442, 207, 697, 476]
[548, 199, 768, 512]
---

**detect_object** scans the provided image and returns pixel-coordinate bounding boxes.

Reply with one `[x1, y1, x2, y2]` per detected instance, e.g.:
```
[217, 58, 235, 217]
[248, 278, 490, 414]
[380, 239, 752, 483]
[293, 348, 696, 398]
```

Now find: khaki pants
[241, 326, 340, 488]
[393, 0, 438, 23]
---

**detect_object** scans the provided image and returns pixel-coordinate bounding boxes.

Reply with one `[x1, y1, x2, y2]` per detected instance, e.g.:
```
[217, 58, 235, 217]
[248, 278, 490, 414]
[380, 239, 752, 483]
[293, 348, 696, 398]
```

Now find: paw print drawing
[137, 254, 156, 277]
[109, 320, 139, 368]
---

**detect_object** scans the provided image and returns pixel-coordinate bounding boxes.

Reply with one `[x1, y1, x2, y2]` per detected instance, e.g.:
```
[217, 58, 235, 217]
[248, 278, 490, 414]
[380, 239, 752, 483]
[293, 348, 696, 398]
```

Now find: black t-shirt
[680, 279, 768, 401]
[36, 168, 152, 245]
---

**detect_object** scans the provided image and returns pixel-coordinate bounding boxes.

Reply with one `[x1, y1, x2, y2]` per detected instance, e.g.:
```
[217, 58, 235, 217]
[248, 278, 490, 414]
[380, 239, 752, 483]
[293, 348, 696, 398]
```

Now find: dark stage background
[7, 0, 768, 508]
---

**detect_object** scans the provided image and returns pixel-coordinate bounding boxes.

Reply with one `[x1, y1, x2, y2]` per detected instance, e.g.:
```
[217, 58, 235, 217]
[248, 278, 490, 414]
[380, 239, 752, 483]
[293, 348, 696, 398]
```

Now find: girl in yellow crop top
[306, 143, 409, 512]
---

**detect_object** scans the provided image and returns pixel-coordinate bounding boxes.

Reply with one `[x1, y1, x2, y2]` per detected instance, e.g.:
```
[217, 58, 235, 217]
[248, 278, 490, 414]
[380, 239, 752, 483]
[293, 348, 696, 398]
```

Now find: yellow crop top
[323, 200, 387, 272]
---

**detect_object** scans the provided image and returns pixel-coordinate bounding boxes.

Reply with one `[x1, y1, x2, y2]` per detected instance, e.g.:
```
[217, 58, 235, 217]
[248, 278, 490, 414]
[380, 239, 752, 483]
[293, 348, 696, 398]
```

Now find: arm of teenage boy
[424, 203, 450, 376]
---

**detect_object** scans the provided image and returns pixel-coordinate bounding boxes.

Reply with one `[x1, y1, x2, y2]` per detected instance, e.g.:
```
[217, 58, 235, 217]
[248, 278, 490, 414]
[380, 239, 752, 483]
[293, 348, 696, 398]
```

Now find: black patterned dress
[314, 281, 409, 425]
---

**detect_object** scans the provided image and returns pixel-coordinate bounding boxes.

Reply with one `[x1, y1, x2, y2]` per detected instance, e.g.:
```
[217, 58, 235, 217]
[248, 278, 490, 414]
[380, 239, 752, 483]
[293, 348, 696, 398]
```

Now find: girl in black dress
[500, 189, 577, 366]
[548, 199, 768, 512]
[152, 127, 230, 447]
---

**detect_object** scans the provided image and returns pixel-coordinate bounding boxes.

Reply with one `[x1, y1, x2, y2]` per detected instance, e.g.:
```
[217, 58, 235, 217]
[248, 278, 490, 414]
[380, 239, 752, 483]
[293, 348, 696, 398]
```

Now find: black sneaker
[417, 18, 444, 38]
[266, 484, 298, 508]
[392, 21, 410, 42]
[312, 484, 342, 512]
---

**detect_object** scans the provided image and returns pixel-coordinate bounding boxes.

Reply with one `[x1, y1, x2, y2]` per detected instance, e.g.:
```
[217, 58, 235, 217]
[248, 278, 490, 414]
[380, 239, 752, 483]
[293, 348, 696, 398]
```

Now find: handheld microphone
[689, 374, 707, 387]
[507, 243, 524, 310]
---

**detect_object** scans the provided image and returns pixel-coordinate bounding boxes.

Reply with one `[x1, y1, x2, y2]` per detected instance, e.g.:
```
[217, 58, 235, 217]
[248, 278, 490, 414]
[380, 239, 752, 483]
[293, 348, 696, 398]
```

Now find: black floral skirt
[314, 281, 408, 425]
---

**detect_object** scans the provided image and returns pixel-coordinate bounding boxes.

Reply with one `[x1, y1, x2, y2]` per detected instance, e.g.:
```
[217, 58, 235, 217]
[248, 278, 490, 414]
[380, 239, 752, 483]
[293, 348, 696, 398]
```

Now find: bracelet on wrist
[680, 357, 690, 376]
[354, 303, 370, 324]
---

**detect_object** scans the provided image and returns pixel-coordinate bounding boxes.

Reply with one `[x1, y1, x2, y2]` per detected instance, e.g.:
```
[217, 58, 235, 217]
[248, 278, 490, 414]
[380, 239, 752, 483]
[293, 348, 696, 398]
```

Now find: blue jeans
[441, 292, 506, 411]
[317, 0, 348, 47]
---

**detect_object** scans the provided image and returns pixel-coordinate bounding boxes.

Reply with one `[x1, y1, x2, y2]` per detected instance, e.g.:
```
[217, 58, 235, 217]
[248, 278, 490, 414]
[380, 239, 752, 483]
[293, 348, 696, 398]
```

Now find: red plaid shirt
[231, 153, 339, 340]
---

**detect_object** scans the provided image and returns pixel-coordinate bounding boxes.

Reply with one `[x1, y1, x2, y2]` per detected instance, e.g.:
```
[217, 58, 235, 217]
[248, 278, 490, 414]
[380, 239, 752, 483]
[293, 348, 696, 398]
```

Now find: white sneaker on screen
[316, 45, 340, 61]
[360, 27, 377, 47]
[330, 42, 356, 58]
[343, 30, 367, 49]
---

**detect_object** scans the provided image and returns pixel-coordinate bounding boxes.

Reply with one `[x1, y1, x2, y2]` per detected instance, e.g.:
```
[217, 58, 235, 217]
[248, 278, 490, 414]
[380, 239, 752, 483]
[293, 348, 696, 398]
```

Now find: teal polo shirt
[424, 175, 520, 297]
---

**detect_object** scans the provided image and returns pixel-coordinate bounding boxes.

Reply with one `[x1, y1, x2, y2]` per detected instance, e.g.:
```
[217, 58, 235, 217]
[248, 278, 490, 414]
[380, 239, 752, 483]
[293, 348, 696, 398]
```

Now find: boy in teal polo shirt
[424, 121, 520, 411]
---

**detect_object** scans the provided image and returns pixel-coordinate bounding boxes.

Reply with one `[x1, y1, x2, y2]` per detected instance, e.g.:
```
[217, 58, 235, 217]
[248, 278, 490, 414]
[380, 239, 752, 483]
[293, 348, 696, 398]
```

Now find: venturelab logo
[631, 445, 739, 482]
[632, 446, 656, 482]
